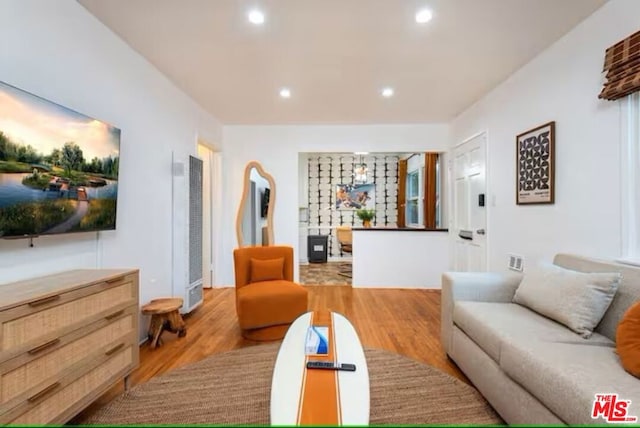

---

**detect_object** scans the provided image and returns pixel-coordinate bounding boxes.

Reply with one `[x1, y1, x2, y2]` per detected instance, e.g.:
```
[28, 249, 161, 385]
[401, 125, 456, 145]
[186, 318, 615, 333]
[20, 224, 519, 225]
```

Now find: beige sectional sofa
[441, 254, 640, 425]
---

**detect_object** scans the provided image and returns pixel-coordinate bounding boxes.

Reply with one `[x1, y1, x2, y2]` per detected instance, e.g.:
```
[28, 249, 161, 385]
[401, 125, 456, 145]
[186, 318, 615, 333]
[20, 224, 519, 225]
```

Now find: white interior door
[453, 133, 487, 271]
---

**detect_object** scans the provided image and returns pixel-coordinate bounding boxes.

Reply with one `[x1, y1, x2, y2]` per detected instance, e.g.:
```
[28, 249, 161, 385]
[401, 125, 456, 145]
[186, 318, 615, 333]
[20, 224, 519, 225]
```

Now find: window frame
[406, 167, 423, 227]
[620, 92, 640, 264]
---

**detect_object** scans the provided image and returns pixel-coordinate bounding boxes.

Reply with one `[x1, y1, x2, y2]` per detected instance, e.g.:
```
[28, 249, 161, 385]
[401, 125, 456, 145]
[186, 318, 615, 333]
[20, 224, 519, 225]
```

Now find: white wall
[298, 153, 309, 262]
[450, 0, 638, 272]
[0, 0, 222, 318]
[221, 124, 450, 285]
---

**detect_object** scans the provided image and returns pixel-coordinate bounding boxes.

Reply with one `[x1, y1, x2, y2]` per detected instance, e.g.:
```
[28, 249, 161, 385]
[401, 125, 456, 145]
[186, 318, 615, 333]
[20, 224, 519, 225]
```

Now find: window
[621, 92, 640, 262]
[401, 153, 442, 228]
[406, 168, 423, 226]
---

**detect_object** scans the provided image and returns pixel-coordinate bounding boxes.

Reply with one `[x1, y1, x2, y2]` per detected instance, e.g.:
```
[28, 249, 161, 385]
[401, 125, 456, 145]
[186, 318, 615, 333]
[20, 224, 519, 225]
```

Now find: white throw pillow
[512, 263, 621, 338]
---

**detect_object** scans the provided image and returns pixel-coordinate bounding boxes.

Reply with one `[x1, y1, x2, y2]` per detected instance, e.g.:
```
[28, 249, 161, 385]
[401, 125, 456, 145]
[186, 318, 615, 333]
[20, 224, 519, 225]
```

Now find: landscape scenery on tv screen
[0, 81, 120, 238]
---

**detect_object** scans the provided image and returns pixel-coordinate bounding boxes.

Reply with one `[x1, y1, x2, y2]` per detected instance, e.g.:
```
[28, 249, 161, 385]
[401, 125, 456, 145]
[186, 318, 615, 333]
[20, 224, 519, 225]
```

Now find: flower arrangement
[356, 208, 375, 226]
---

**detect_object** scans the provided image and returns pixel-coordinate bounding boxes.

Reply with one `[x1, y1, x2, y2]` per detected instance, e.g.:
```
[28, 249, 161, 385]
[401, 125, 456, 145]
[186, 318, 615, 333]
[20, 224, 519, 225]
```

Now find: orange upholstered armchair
[233, 245, 308, 341]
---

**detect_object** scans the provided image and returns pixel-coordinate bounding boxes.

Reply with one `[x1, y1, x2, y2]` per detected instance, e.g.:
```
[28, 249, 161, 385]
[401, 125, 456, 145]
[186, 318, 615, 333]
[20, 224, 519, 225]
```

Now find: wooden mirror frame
[235, 161, 276, 247]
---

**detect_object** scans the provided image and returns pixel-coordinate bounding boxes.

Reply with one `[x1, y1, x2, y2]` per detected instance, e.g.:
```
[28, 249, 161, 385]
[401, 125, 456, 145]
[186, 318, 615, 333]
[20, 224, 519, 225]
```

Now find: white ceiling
[79, 0, 606, 125]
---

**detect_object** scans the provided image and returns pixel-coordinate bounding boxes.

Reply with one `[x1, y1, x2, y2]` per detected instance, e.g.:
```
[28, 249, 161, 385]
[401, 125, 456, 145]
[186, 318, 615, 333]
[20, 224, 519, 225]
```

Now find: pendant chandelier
[353, 154, 368, 184]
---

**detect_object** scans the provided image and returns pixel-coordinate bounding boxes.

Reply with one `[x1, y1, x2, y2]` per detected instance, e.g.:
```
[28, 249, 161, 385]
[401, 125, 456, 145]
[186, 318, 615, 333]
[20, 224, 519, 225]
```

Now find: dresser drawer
[0, 305, 136, 407]
[0, 269, 139, 424]
[0, 274, 137, 360]
[7, 345, 135, 425]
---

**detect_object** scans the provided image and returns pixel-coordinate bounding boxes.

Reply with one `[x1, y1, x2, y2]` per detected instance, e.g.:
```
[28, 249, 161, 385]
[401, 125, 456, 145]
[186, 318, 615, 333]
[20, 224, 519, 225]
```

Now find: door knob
[476, 229, 486, 235]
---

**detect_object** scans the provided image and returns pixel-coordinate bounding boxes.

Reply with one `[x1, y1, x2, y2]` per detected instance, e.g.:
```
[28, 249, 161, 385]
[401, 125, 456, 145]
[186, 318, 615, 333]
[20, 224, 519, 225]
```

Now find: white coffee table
[270, 311, 369, 425]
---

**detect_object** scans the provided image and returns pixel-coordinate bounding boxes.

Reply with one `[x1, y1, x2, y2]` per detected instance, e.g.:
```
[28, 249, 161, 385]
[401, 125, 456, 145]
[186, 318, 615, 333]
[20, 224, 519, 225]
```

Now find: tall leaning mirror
[236, 161, 275, 247]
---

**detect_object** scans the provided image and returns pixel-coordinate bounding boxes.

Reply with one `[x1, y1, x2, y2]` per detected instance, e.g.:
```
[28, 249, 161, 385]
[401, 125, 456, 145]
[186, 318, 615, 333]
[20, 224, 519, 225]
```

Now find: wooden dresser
[0, 269, 139, 424]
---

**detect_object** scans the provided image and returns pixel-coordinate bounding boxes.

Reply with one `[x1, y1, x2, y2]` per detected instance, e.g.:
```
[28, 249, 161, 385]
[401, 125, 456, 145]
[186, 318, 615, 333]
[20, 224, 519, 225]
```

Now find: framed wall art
[516, 121, 555, 205]
[335, 183, 375, 210]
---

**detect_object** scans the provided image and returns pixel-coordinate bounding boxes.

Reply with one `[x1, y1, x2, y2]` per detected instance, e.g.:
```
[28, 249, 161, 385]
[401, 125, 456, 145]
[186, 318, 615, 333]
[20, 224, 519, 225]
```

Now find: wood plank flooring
[74, 286, 466, 422]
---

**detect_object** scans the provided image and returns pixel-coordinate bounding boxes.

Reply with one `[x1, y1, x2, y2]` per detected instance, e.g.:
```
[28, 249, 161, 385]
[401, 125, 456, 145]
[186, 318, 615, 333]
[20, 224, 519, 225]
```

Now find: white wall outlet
[508, 254, 524, 272]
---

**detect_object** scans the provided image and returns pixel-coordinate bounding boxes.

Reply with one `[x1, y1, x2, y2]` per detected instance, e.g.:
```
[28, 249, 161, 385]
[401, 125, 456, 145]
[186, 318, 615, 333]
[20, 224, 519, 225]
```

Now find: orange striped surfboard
[297, 310, 341, 424]
[270, 311, 369, 425]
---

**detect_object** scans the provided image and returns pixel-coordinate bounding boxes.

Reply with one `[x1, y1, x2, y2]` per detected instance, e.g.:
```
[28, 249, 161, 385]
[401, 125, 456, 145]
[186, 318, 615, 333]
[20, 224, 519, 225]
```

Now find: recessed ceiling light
[279, 88, 291, 98]
[415, 8, 433, 24]
[381, 87, 394, 98]
[248, 9, 265, 25]
[354, 152, 369, 155]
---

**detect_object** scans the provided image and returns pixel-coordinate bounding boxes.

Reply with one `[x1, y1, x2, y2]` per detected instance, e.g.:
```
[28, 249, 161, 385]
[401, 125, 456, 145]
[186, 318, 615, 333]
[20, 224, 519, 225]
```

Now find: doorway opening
[298, 151, 447, 285]
[197, 142, 219, 288]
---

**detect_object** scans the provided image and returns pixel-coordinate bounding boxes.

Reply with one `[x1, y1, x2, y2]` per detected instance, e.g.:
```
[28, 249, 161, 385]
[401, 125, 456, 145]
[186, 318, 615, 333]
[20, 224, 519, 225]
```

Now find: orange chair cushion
[250, 257, 285, 283]
[617, 301, 640, 378]
[236, 280, 308, 329]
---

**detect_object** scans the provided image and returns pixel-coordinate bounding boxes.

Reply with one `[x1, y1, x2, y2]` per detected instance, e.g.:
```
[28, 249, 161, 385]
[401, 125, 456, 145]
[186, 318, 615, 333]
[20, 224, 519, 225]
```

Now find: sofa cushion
[513, 263, 621, 338]
[453, 302, 613, 363]
[617, 301, 640, 378]
[236, 280, 308, 329]
[500, 340, 640, 425]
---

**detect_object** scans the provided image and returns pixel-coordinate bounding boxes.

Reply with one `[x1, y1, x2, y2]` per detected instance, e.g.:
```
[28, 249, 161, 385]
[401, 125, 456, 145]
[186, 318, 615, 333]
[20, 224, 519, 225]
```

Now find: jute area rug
[77, 344, 502, 425]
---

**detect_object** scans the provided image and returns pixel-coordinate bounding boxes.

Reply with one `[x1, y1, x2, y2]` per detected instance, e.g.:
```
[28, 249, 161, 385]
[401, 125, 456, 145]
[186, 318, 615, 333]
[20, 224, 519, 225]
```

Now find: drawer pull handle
[28, 295, 61, 307]
[28, 382, 60, 403]
[105, 310, 124, 321]
[28, 338, 60, 355]
[105, 343, 125, 356]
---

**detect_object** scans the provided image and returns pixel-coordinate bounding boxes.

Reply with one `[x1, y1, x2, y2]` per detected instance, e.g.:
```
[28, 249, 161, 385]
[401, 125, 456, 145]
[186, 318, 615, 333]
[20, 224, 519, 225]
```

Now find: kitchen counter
[352, 228, 450, 288]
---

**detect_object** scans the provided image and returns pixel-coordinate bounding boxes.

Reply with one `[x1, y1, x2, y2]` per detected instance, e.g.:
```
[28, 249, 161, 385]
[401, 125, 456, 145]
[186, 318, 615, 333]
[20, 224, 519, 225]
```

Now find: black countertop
[352, 227, 449, 232]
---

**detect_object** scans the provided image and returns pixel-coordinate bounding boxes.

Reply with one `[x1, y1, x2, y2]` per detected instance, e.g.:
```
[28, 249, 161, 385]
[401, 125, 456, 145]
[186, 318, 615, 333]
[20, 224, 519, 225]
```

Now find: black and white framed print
[516, 121, 555, 205]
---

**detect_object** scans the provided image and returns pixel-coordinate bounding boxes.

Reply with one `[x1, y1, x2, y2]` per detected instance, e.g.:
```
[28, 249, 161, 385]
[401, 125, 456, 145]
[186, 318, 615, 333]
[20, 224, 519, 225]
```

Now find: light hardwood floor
[74, 286, 466, 422]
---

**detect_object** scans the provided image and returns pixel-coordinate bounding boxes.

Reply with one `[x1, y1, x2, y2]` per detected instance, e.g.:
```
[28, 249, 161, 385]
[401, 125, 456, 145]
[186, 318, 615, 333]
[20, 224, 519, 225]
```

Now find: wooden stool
[141, 297, 186, 349]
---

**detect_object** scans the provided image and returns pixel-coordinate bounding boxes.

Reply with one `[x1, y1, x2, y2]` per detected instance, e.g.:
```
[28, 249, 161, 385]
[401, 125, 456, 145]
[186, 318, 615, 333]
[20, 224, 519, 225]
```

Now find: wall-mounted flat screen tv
[0, 81, 120, 239]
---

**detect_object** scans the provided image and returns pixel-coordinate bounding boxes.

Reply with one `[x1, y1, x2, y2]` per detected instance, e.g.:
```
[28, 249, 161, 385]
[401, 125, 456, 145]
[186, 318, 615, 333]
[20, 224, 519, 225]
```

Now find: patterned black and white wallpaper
[304, 154, 399, 258]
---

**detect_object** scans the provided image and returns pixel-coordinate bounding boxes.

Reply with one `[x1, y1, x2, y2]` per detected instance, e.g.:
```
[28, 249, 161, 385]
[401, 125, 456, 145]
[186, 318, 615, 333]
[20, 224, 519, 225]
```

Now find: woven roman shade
[600, 30, 640, 100]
